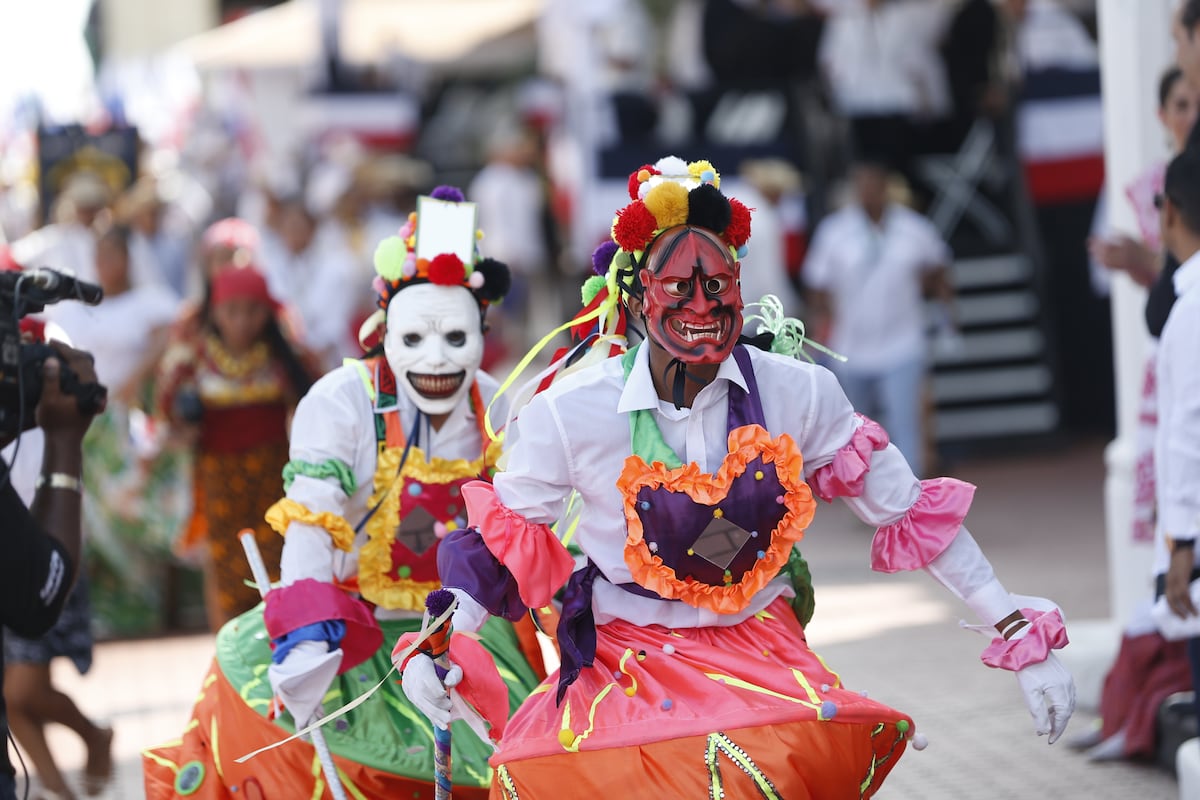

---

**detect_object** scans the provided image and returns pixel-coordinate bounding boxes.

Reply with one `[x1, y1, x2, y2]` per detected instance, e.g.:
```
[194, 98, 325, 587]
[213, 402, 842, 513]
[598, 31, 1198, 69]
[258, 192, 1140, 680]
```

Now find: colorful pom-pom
[374, 236, 408, 281]
[644, 181, 690, 230]
[592, 240, 619, 276]
[401, 255, 417, 278]
[724, 198, 753, 249]
[473, 257, 511, 302]
[896, 719, 910, 733]
[912, 732, 929, 750]
[655, 155, 689, 177]
[701, 170, 716, 183]
[430, 185, 465, 202]
[581, 274, 606, 306]
[612, 200, 659, 253]
[468, 271, 485, 289]
[737, 244, 749, 259]
[627, 164, 659, 200]
[428, 253, 466, 286]
[688, 159, 719, 185]
[819, 700, 838, 720]
[433, 522, 449, 539]
[686, 183, 732, 233]
[558, 729, 576, 748]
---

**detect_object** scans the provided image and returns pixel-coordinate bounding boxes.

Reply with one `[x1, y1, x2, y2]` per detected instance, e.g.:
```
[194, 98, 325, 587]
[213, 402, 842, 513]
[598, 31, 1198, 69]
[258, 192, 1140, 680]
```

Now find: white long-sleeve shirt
[1153, 250, 1200, 576]
[494, 344, 925, 631]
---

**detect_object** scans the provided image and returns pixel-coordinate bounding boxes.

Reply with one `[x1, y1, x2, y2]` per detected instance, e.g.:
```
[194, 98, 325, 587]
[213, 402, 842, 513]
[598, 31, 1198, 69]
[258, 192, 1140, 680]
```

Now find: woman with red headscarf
[157, 262, 318, 630]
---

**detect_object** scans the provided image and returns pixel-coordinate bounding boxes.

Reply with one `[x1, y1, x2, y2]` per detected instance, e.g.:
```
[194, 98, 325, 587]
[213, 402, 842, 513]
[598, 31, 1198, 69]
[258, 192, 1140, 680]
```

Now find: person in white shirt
[802, 158, 955, 476]
[11, 171, 111, 284]
[399, 156, 1073, 798]
[1152, 149, 1200, 724]
[141, 187, 547, 799]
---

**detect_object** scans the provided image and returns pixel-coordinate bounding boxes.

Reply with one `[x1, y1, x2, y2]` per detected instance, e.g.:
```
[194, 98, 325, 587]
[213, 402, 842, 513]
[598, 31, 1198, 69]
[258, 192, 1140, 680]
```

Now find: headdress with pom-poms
[596, 156, 753, 305]
[360, 185, 511, 348]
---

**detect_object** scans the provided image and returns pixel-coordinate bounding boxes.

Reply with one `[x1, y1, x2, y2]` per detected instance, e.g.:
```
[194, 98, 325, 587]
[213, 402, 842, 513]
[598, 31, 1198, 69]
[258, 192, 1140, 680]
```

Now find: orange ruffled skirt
[492, 597, 911, 800]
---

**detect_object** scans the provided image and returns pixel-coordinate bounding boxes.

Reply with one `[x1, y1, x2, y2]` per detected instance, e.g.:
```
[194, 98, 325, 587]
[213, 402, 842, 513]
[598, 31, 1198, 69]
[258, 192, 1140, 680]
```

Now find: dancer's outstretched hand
[1014, 650, 1075, 744]
[399, 652, 462, 729]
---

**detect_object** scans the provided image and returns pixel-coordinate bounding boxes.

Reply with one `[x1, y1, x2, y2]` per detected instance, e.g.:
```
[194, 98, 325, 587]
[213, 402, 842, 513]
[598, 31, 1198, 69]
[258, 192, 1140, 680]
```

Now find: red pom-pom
[723, 198, 753, 249]
[613, 201, 659, 253]
[627, 164, 660, 200]
[428, 253, 466, 286]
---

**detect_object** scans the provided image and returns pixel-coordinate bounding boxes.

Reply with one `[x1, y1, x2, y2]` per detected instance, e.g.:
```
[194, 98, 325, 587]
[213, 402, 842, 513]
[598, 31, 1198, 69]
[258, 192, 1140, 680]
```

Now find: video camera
[0, 268, 106, 437]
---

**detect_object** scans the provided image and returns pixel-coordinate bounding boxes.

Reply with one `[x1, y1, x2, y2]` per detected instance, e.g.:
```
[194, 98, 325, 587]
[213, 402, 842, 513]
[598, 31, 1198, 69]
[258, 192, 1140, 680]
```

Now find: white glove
[1012, 639, 1075, 744]
[399, 652, 463, 729]
[268, 640, 344, 726]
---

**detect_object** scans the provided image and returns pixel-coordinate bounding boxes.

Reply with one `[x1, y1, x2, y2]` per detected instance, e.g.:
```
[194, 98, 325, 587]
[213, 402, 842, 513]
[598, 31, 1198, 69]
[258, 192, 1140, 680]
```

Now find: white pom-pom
[655, 155, 689, 177]
[468, 271, 485, 289]
[912, 733, 929, 751]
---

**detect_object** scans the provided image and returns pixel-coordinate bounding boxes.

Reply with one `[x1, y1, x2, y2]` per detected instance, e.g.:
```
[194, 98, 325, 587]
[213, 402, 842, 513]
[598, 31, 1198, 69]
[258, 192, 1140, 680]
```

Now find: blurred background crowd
[0, 0, 1110, 639]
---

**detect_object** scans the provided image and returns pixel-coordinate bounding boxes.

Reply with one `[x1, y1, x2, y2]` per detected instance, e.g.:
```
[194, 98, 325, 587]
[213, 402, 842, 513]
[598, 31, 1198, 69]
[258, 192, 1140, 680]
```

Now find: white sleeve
[491, 392, 575, 527]
[1159, 309, 1200, 542]
[278, 368, 369, 585]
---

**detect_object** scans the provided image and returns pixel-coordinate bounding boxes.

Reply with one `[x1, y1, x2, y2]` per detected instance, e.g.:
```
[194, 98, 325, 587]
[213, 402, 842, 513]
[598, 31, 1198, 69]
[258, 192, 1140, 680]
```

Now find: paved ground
[8, 436, 1182, 799]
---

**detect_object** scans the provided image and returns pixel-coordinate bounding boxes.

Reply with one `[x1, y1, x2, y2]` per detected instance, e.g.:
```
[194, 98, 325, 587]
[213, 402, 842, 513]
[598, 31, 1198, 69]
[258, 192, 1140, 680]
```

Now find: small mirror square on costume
[415, 196, 477, 264]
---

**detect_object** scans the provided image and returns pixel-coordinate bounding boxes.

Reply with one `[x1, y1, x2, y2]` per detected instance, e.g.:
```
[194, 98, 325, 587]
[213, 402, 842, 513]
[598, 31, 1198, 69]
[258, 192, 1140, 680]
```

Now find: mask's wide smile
[668, 315, 728, 344]
[407, 371, 466, 400]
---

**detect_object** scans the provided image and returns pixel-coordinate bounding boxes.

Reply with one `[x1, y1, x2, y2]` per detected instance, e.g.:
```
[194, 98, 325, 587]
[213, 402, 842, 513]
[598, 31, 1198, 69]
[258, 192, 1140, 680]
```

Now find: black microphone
[22, 268, 104, 306]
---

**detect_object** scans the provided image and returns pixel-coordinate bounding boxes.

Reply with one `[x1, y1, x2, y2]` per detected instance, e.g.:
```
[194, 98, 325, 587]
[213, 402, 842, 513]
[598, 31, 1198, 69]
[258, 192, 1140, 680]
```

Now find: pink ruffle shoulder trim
[262, 578, 383, 673]
[980, 608, 1069, 671]
[461, 480, 575, 610]
[392, 630, 510, 741]
[870, 477, 976, 573]
[810, 414, 889, 502]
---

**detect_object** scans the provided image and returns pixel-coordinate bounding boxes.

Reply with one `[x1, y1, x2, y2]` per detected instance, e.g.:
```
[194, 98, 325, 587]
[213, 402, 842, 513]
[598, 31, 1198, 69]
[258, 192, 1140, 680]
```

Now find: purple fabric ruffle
[436, 526, 528, 622]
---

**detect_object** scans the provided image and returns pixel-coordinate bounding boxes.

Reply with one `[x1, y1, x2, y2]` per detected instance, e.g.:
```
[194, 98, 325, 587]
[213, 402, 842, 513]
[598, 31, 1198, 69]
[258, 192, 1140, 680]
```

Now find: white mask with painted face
[383, 283, 483, 416]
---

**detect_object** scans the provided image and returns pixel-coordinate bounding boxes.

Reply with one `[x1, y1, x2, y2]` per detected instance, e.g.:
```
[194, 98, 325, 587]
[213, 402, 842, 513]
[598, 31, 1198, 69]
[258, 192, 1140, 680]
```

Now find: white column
[1096, 0, 1174, 628]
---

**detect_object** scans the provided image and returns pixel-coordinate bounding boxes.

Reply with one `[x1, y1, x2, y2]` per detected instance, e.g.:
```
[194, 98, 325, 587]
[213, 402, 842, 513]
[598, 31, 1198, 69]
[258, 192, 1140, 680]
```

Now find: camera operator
[1, 342, 100, 800]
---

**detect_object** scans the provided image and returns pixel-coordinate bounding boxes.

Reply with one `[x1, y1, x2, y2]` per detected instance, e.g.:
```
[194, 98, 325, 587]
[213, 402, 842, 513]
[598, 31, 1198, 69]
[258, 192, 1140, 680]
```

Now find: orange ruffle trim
[617, 424, 815, 615]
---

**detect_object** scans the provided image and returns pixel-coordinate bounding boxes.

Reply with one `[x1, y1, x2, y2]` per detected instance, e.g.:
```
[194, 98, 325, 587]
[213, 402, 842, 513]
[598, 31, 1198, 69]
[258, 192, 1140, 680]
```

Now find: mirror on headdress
[415, 196, 477, 263]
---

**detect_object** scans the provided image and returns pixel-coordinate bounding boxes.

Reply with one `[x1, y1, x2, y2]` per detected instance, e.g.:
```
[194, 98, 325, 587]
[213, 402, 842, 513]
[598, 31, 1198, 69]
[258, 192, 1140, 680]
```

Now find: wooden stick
[240, 529, 348, 800]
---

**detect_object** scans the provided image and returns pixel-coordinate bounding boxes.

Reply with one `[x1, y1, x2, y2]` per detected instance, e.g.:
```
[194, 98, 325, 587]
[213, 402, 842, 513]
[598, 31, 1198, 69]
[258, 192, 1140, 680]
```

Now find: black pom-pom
[686, 184, 732, 233]
[473, 257, 511, 303]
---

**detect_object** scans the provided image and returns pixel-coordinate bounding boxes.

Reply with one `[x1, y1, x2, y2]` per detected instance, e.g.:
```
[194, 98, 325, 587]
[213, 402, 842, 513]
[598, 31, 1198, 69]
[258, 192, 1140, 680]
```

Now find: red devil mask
[638, 226, 743, 365]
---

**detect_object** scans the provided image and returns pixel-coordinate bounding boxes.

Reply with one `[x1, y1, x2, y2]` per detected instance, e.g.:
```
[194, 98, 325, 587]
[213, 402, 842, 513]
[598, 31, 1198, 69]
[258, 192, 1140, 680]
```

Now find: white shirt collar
[617, 342, 750, 413]
[1174, 249, 1200, 297]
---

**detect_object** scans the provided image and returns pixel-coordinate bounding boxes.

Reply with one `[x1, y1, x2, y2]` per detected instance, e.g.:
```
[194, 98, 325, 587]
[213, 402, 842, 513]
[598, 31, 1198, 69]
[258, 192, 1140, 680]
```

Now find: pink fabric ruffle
[810, 414, 889, 502]
[393, 630, 510, 741]
[262, 578, 383, 673]
[461, 480, 575, 610]
[980, 608, 1069, 671]
[869, 477, 976, 573]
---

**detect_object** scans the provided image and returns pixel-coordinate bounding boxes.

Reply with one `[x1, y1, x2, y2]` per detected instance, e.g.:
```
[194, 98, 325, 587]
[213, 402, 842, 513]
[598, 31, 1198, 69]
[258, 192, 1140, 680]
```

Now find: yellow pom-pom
[644, 182, 689, 229]
[557, 729, 576, 749]
[637, 168, 651, 182]
[476, 229, 485, 240]
[624, 686, 636, 697]
[688, 159, 720, 188]
[373, 236, 408, 281]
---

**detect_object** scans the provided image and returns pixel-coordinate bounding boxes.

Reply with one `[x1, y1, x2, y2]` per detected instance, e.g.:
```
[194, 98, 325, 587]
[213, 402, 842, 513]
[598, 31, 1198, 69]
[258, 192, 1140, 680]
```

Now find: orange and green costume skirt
[143, 606, 541, 799]
[490, 596, 911, 800]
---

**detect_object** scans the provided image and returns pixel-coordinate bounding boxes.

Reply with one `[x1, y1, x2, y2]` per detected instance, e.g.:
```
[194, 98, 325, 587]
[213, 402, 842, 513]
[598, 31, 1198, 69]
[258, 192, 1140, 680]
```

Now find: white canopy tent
[172, 0, 544, 73]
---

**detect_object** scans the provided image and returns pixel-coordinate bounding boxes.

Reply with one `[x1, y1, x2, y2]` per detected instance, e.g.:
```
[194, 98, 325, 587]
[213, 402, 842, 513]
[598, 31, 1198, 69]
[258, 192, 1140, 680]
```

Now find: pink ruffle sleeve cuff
[461, 480, 575, 610]
[979, 608, 1069, 671]
[809, 414, 890, 502]
[870, 477, 976, 573]
[262, 579, 383, 673]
